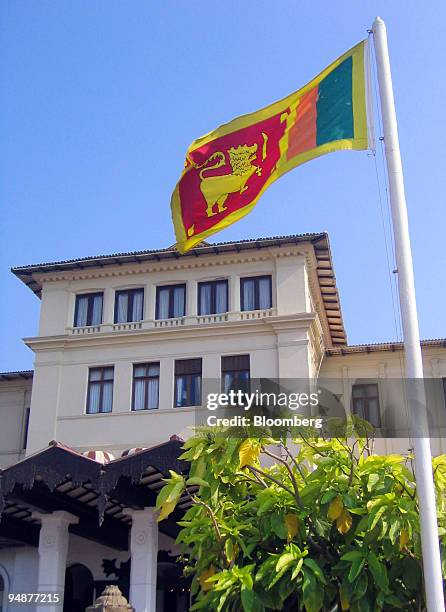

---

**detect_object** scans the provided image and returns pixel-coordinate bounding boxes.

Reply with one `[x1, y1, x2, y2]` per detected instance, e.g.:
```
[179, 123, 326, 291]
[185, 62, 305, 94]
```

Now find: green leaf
[166, 480, 185, 504]
[271, 512, 287, 539]
[291, 557, 304, 580]
[388, 518, 401, 545]
[303, 558, 327, 585]
[348, 557, 365, 583]
[276, 553, 294, 573]
[320, 489, 338, 504]
[241, 587, 263, 612]
[367, 473, 380, 492]
[402, 556, 421, 588]
[341, 551, 363, 562]
[368, 552, 389, 592]
[186, 477, 210, 488]
[353, 572, 368, 601]
[369, 505, 386, 530]
[239, 570, 253, 590]
[302, 569, 324, 612]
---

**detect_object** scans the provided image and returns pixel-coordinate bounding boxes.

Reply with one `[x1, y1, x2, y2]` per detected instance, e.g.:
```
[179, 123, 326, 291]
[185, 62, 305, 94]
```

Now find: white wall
[320, 346, 446, 455]
[0, 379, 32, 467]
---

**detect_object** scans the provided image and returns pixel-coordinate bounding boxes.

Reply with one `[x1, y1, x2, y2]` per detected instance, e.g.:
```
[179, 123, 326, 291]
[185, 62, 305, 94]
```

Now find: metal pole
[372, 17, 444, 611]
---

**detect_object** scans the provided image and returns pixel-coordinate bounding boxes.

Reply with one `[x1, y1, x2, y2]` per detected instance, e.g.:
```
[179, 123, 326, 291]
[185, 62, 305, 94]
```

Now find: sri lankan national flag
[171, 41, 372, 253]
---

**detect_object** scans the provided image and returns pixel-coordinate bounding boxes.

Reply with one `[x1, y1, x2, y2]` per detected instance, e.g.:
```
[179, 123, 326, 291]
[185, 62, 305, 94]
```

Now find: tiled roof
[0, 370, 34, 382]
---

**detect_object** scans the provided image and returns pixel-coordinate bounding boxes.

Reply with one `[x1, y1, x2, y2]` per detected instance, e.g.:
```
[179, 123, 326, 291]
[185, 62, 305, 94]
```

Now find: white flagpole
[372, 17, 445, 611]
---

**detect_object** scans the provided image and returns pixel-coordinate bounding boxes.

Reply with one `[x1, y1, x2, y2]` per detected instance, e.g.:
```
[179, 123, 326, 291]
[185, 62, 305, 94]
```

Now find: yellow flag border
[172, 40, 370, 254]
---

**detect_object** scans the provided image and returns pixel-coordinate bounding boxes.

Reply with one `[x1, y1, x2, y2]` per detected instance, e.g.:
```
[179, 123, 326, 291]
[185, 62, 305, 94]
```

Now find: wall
[320, 346, 446, 455]
[0, 378, 32, 467]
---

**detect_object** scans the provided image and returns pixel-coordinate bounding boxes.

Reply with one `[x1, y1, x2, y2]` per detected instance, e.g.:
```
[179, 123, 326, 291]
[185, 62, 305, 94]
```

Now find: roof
[326, 338, 446, 356]
[0, 439, 189, 548]
[0, 370, 33, 382]
[11, 231, 348, 346]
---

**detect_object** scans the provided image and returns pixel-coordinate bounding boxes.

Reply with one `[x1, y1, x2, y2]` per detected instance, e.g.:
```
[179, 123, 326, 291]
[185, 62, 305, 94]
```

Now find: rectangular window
[352, 383, 381, 428]
[156, 284, 186, 319]
[86, 367, 114, 414]
[222, 355, 250, 394]
[132, 363, 160, 410]
[240, 276, 272, 311]
[22, 407, 30, 450]
[198, 280, 228, 315]
[114, 288, 144, 323]
[74, 292, 103, 327]
[174, 359, 202, 407]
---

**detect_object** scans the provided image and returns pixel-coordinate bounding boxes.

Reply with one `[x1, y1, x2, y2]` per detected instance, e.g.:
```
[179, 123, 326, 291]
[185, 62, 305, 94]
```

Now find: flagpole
[372, 17, 444, 611]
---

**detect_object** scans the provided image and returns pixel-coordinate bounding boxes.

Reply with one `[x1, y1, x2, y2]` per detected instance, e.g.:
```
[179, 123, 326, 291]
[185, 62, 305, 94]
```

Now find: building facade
[0, 232, 445, 611]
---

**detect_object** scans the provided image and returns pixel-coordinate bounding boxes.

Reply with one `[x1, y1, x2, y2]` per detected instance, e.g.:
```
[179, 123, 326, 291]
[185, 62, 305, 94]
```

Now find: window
[198, 280, 228, 315]
[241, 276, 272, 311]
[22, 407, 30, 450]
[86, 367, 114, 414]
[174, 359, 202, 407]
[114, 288, 144, 323]
[156, 284, 186, 319]
[352, 383, 381, 428]
[132, 363, 160, 410]
[222, 355, 250, 394]
[74, 292, 103, 327]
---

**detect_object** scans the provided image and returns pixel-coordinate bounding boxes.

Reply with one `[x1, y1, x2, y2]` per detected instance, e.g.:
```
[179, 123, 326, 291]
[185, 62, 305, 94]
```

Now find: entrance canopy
[0, 439, 191, 551]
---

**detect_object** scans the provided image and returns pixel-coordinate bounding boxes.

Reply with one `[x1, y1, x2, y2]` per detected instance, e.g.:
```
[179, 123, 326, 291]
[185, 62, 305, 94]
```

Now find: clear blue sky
[1, 2, 445, 371]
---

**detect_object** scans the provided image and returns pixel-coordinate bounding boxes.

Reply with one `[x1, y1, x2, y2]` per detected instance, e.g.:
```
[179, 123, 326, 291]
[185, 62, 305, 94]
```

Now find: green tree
[157, 425, 446, 611]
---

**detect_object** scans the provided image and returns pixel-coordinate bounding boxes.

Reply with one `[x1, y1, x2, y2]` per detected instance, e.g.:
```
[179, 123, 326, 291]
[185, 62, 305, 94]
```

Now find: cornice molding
[32, 247, 309, 286]
[24, 312, 317, 352]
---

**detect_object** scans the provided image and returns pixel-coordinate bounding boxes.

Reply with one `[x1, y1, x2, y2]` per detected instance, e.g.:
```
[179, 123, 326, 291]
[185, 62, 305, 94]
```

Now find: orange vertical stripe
[287, 86, 318, 160]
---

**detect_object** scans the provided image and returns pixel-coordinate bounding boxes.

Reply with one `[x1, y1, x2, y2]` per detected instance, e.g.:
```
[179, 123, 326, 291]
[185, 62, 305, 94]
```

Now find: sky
[1, 1, 445, 372]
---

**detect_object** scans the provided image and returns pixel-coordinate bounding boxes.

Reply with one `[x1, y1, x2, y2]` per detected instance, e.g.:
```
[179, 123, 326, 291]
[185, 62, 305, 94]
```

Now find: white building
[0, 232, 445, 611]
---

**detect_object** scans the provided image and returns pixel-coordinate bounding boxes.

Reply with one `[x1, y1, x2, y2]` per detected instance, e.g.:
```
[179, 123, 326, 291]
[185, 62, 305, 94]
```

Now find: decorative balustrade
[112, 321, 143, 332]
[67, 308, 276, 336]
[240, 308, 275, 320]
[70, 325, 102, 335]
[153, 317, 185, 328]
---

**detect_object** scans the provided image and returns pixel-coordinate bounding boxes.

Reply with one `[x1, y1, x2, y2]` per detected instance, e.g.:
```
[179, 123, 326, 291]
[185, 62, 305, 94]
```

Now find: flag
[171, 40, 372, 253]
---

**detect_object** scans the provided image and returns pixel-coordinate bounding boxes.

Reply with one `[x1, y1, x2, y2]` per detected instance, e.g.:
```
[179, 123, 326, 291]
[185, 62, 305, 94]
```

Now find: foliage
[156, 424, 446, 611]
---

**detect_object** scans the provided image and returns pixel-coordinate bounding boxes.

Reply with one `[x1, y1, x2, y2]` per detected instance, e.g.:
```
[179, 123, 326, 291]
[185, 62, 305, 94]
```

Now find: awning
[0, 439, 191, 551]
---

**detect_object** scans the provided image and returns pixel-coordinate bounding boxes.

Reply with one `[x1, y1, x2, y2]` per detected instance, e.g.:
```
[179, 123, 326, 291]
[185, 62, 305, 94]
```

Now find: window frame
[155, 283, 186, 319]
[74, 292, 104, 327]
[351, 383, 381, 428]
[221, 354, 251, 394]
[132, 362, 160, 411]
[86, 366, 114, 414]
[198, 279, 229, 315]
[240, 275, 272, 311]
[114, 287, 145, 323]
[174, 358, 202, 408]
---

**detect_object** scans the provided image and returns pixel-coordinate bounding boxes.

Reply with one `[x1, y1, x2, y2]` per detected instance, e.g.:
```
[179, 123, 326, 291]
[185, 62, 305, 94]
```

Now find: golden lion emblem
[197, 133, 268, 218]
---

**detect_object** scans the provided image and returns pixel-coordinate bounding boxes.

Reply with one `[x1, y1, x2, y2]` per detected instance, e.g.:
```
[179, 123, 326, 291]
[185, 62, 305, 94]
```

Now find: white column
[230, 274, 240, 312]
[187, 280, 197, 316]
[124, 507, 159, 612]
[32, 511, 79, 612]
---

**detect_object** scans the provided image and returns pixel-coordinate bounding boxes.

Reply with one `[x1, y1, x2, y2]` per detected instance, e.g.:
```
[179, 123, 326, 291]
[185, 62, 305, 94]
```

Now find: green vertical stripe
[316, 56, 353, 145]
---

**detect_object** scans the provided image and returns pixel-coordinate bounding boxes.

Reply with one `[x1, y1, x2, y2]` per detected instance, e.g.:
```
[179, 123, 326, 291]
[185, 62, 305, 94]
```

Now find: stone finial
[86, 585, 134, 611]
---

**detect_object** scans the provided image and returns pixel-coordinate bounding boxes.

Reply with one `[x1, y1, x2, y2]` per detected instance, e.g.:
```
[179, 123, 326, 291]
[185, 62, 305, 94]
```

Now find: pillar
[123, 507, 158, 612]
[32, 510, 79, 612]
